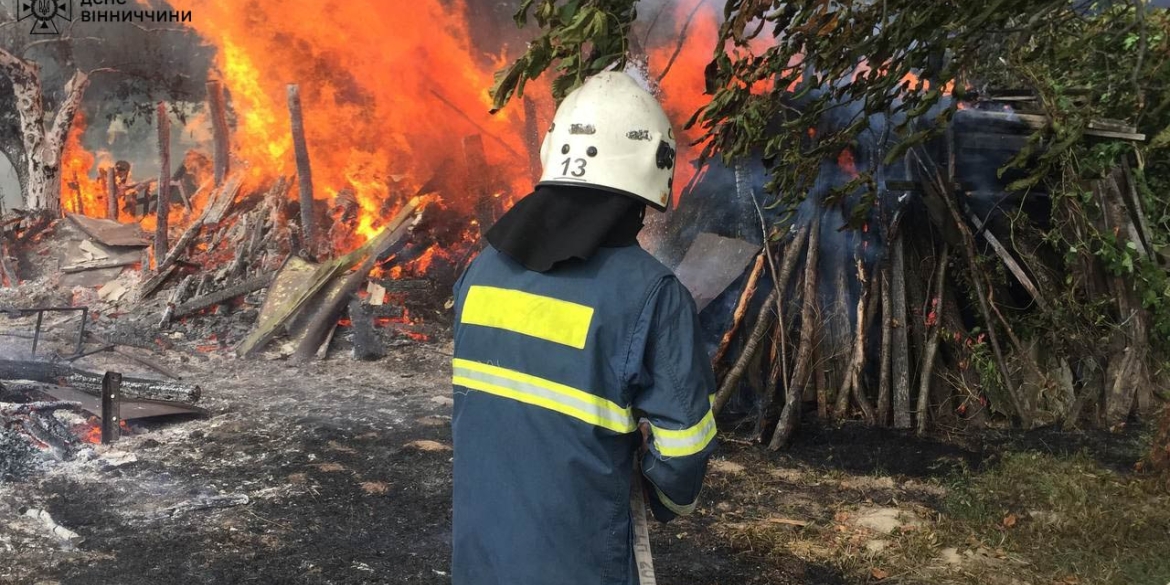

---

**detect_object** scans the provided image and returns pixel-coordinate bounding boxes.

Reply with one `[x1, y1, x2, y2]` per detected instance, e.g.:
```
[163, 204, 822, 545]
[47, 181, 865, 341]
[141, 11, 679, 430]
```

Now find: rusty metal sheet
[34, 384, 207, 421]
[673, 233, 762, 311]
[66, 213, 149, 248]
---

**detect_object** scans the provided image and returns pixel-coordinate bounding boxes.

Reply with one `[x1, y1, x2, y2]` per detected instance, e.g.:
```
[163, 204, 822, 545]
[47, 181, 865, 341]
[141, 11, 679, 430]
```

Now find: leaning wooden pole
[770, 212, 821, 450]
[712, 253, 766, 371]
[207, 80, 231, 187]
[154, 102, 170, 265]
[713, 288, 777, 415]
[287, 84, 315, 252]
[917, 244, 949, 436]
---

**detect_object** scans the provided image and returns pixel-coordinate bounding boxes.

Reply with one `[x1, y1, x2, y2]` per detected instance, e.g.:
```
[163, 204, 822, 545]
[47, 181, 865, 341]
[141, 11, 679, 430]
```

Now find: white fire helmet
[537, 71, 677, 211]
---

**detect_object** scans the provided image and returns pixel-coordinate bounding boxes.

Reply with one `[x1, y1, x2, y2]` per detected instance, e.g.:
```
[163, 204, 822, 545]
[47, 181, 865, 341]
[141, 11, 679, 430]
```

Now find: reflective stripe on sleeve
[460, 285, 594, 349]
[650, 409, 717, 458]
[653, 486, 697, 516]
[452, 358, 636, 434]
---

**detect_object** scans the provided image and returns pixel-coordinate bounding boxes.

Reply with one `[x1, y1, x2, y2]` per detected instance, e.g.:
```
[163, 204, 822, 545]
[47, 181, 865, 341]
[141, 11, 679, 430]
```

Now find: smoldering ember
[1, 1, 1169, 584]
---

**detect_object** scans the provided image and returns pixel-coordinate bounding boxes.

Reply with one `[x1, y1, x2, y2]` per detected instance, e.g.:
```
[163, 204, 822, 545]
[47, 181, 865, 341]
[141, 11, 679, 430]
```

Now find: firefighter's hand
[638, 421, 650, 455]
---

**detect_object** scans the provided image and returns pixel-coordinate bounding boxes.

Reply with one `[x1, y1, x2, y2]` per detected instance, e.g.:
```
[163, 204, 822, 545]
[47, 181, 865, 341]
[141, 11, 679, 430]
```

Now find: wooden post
[100, 371, 122, 445]
[155, 102, 170, 264]
[877, 266, 893, 425]
[207, 80, 231, 187]
[287, 84, 315, 252]
[522, 97, 542, 183]
[891, 234, 912, 429]
[106, 166, 118, 220]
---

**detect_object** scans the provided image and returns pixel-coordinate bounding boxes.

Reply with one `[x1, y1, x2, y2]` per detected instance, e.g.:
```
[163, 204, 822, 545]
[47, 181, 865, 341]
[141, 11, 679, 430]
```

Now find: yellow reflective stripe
[654, 486, 697, 516]
[651, 409, 717, 457]
[452, 358, 636, 434]
[460, 286, 594, 349]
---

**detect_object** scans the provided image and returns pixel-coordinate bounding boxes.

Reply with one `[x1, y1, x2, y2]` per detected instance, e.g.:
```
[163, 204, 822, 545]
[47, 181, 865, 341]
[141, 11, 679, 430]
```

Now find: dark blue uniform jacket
[451, 244, 717, 585]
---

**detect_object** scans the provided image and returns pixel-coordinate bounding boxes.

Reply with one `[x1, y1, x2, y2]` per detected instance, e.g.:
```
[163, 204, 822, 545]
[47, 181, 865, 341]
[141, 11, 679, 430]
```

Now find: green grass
[940, 451, 1170, 585]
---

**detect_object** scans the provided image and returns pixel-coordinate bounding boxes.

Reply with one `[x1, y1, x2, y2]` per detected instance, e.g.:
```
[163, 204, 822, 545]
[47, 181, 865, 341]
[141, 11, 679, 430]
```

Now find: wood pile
[695, 96, 1156, 446]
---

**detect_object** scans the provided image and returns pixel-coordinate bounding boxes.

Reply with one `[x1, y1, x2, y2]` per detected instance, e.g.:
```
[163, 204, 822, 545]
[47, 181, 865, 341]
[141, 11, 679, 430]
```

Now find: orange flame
[161, 0, 543, 248]
[61, 114, 109, 217]
[838, 147, 858, 178]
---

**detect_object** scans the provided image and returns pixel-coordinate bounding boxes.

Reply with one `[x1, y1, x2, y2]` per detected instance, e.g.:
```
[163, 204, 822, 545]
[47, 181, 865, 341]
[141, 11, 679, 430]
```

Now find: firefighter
[451, 71, 717, 584]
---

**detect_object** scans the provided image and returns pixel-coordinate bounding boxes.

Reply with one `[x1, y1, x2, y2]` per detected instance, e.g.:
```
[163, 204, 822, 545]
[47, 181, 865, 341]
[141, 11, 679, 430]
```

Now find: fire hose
[631, 460, 657, 585]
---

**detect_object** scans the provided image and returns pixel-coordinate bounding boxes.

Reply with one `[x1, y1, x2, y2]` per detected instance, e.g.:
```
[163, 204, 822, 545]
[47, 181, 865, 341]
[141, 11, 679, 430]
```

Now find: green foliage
[492, 1, 1170, 366]
[489, 0, 638, 111]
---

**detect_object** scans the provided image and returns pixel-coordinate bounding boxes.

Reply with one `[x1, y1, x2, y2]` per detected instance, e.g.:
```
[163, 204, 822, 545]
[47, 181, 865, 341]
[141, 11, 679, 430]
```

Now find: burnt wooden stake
[106, 167, 118, 219]
[287, 84, 315, 252]
[155, 102, 171, 265]
[207, 80, 231, 187]
[0, 240, 18, 287]
[101, 371, 122, 445]
[348, 297, 384, 361]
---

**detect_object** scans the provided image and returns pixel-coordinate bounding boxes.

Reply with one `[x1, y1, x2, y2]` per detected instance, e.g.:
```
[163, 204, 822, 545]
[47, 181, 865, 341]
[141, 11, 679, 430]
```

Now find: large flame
[61, 114, 109, 217]
[161, 0, 545, 246]
[59, 1, 731, 249]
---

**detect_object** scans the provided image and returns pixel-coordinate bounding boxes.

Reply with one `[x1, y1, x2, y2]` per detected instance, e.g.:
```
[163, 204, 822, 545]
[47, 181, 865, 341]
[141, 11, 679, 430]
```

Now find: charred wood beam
[0, 401, 80, 416]
[348, 297, 384, 362]
[287, 84, 316, 252]
[0, 359, 199, 404]
[207, 80, 231, 187]
[155, 102, 171, 264]
[106, 166, 118, 220]
[171, 273, 274, 320]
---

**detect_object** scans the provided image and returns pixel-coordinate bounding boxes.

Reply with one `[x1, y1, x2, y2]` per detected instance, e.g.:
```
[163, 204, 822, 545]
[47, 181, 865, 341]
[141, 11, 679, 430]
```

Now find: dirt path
[1, 344, 844, 585]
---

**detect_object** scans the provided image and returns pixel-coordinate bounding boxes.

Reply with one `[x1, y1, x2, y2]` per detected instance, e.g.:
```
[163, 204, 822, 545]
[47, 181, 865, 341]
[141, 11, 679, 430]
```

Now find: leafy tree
[490, 1, 1170, 432]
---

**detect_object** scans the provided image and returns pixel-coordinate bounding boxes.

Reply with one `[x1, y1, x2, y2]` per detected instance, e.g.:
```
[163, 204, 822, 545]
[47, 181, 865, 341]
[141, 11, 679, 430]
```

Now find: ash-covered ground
[2, 341, 831, 585]
[0, 292, 1154, 585]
